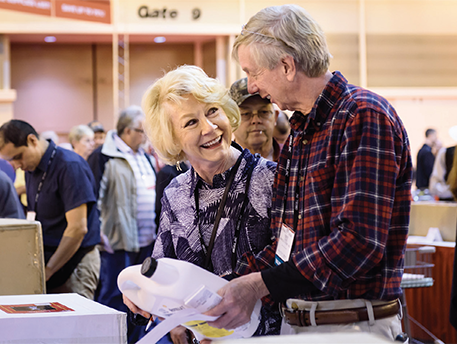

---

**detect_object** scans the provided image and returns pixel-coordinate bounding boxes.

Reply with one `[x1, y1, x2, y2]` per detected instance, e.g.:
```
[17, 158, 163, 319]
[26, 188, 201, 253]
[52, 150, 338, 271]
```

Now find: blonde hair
[233, 4, 330, 78]
[142, 65, 240, 165]
[68, 125, 94, 148]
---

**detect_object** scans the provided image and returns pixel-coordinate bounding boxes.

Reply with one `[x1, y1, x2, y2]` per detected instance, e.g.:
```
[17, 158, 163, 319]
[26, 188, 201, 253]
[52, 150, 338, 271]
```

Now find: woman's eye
[184, 119, 197, 128]
[207, 107, 218, 116]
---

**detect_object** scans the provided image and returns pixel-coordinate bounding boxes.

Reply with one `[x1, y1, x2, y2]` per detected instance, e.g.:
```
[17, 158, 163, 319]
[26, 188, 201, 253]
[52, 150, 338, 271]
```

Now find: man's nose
[250, 112, 262, 123]
[246, 78, 259, 94]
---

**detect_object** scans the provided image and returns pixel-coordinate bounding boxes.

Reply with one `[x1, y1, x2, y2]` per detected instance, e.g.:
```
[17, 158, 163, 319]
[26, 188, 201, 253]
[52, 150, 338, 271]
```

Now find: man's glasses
[240, 110, 274, 122]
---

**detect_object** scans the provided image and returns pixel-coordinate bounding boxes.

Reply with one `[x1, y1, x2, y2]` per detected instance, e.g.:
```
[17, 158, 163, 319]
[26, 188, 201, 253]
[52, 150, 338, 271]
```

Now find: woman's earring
[176, 161, 182, 171]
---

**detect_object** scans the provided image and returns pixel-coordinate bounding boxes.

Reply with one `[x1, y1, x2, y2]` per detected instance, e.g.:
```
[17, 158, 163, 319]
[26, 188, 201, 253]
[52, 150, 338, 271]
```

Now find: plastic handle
[117, 265, 153, 313]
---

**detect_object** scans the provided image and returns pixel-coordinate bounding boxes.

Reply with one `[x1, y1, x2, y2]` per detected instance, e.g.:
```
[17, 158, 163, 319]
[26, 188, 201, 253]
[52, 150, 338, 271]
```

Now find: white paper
[137, 308, 218, 344]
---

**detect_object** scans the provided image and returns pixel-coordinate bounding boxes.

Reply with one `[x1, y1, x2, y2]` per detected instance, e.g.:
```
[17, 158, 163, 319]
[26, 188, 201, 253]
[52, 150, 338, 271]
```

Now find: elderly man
[0, 120, 100, 299]
[230, 77, 280, 162]
[204, 5, 412, 341]
[87, 105, 157, 343]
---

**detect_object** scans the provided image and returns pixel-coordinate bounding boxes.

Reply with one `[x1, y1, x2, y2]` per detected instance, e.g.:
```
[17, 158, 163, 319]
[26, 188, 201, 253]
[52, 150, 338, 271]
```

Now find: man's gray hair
[233, 4, 331, 78]
[117, 105, 144, 136]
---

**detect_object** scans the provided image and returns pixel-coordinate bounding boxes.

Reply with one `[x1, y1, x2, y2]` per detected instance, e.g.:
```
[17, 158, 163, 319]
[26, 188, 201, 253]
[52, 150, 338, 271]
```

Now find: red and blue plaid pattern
[236, 71, 412, 301]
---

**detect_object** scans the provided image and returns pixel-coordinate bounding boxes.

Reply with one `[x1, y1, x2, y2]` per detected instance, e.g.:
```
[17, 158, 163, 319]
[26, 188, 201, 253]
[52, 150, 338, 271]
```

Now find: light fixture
[44, 36, 56, 43]
[154, 36, 166, 43]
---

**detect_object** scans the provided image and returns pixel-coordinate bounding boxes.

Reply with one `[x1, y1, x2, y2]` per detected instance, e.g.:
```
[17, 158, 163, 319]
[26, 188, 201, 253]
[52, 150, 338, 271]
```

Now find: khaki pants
[48, 247, 101, 300]
[280, 298, 404, 342]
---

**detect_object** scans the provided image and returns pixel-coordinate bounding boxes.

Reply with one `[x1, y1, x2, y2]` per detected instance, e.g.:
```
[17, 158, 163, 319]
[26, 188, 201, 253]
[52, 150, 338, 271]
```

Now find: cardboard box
[409, 201, 457, 241]
[0, 293, 127, 343]
[0, 219, 46, 295]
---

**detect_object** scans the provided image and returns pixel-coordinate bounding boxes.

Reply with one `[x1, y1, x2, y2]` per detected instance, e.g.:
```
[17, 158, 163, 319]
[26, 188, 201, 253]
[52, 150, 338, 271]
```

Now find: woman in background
[69, 125, 95, 160]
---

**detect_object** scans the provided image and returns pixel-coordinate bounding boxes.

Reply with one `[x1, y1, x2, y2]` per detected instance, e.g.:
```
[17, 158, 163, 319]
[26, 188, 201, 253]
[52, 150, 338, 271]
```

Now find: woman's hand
[122, 294, 151, 319]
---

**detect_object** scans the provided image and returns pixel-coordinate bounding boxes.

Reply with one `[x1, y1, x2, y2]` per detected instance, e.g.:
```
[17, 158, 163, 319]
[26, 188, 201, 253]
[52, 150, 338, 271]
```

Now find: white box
[0, 293, 127, 343]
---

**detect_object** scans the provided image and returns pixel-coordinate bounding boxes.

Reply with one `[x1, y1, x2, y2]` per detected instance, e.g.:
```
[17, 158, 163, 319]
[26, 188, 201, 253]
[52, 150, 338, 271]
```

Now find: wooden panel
[404, 245, 457, 343]
[367, 35, 457, 87]
[10, 43, 94, 134]
[129, 43, 194, 107]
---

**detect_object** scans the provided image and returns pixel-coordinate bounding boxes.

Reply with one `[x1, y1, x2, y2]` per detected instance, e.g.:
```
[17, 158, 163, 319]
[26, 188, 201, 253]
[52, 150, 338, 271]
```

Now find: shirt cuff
[261, 260, 319, 303]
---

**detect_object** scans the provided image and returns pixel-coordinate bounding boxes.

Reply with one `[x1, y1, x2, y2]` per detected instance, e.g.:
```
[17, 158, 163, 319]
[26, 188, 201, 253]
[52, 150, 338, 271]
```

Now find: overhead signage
[137, 6, 201, 20]
[0, 0, 111, 23]
[0, 0, 52, 16]
[55, 0, 110, 24]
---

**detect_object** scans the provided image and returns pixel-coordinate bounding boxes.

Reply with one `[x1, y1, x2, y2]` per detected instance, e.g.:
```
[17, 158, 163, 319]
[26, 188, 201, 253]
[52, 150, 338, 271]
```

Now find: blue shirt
[0, 170, 24, 219]
[25, 140, 100, 248]
[0, 158, 15, 182]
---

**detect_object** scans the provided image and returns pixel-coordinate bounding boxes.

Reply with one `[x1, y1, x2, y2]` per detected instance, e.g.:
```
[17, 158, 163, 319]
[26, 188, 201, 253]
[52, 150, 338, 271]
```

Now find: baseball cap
[229, 77, 265, 106]
[88, 121, 105, 133]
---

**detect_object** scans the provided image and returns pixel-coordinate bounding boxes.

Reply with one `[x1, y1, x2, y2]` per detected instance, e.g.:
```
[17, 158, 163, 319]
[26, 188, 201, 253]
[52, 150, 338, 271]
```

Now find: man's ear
[281, 55, 296, 81]
[27, 134, 39, 147]
[274, 109, 280, 123]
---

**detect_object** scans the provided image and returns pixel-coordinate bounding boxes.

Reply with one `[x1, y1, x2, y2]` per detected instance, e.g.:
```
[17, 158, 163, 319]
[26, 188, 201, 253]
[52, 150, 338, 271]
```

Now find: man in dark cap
[230, 77, 280, 162]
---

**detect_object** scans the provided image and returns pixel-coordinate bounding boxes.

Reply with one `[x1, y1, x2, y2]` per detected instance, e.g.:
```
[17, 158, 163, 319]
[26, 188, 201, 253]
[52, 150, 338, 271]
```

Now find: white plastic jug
[117, 257, 261, 341]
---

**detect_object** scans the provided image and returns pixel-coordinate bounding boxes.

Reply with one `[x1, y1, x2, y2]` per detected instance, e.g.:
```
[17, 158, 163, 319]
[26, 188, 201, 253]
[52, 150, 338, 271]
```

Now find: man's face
[238, 44, 291, 111]
[123, 118, 147, 153]
[234, 96, 277, 152]
[0, 135, 43, 171]
[93, 132, 106, 148]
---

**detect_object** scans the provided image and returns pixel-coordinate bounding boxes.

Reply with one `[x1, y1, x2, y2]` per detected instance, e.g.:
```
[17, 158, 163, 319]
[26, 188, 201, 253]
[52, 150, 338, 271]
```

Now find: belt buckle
[280, 302, 302, 326]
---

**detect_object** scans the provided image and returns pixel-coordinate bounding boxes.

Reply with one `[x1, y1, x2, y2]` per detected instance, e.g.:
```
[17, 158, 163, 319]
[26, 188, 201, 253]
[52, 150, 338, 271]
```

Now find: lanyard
[34, 146, 57, 213]
[194, 152, 259, 272]
[230, 154, 258, 270]
[281, 129, 310, 231]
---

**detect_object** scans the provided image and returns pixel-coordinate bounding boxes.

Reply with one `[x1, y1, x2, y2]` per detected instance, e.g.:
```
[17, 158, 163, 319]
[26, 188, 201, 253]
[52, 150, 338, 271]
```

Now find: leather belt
[281, 299, 400, 327]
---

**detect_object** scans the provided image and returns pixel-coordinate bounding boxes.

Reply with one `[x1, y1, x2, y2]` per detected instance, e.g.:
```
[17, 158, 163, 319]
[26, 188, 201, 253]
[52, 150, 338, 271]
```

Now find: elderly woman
[125, 65, 281, 343]
[69, 124, 95, 160]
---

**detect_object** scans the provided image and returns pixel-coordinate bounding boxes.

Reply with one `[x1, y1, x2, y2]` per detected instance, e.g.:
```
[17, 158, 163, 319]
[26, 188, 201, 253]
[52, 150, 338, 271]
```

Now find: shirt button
[300, 176, 305, 182]
[298, 215, 302, 219]
[303, 139, 308, 145]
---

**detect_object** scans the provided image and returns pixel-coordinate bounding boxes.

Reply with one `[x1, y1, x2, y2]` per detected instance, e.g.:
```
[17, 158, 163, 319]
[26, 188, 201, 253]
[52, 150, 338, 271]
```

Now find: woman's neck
[192, 146, 241, 186]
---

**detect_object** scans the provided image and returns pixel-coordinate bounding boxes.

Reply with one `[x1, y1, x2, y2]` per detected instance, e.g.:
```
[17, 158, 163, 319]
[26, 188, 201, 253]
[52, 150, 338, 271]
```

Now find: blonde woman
[69, 125, 95, 160]
[123, 65, 281, 343]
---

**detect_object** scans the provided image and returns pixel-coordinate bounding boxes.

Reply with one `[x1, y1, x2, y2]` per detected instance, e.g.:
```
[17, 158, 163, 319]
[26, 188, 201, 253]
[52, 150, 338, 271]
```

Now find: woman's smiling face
[168, 94, 233, 169]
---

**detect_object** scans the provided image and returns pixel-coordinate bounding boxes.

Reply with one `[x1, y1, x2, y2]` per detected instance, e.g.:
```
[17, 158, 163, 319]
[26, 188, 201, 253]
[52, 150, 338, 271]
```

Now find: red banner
[55, 0, 111, 24]
[0, 0, 52, 16]
[0, 0, 111, 24]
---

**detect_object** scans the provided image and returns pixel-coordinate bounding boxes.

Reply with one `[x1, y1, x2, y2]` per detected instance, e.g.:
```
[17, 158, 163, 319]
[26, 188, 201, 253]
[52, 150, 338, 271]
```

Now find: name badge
[26, 211, 36, 221]
[142, 175, 156, 190]
[275, 223, 295, 266]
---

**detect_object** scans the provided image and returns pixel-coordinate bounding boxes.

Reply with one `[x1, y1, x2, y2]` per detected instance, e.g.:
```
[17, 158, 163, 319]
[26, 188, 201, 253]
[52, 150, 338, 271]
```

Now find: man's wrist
[251, 272, 269, 299]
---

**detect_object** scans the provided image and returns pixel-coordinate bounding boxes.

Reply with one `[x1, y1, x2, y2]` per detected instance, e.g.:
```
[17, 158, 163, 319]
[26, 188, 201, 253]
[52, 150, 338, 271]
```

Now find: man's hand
[204, 272, 269, 330]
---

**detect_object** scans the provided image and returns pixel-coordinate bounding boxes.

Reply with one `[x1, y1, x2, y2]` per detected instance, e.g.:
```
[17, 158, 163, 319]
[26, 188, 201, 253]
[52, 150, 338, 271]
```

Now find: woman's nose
[202, 118, 218, 134]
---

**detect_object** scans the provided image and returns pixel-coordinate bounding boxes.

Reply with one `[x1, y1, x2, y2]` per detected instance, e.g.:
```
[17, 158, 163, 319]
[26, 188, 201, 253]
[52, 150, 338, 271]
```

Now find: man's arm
[45, 204, 87, 281]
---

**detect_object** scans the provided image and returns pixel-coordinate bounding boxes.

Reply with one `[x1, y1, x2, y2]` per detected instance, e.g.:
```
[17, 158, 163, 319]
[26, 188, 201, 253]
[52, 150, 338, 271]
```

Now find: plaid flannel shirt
[236, 71, 412, 301]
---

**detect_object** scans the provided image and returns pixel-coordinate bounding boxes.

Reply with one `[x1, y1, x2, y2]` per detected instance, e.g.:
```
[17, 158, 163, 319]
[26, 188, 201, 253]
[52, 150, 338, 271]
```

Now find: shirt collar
[290, 71, 347, 133]
[113, 133, 144, 156]
[36, 139, 56, 172]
